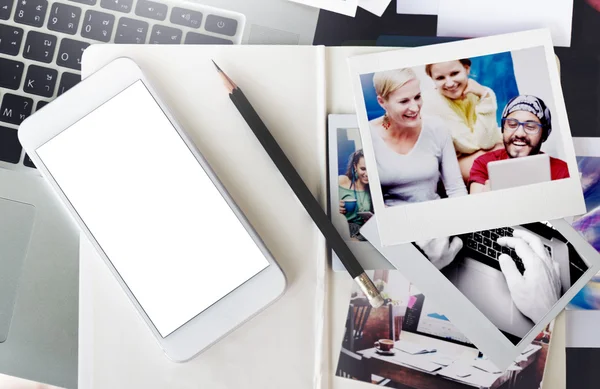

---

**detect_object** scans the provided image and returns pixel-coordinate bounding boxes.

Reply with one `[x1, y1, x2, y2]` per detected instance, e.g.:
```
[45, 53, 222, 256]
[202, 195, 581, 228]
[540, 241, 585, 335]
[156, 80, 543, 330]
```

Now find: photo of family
[335, 269, 554, 389]
[349, 31, 585, 246]
[361, 51, 568, 205]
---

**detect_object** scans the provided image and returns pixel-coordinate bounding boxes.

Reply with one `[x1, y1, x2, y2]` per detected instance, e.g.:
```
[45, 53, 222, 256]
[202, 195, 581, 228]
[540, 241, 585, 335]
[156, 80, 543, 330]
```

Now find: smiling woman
[422, 59, 504, 182]
[368, 68, 468, 207]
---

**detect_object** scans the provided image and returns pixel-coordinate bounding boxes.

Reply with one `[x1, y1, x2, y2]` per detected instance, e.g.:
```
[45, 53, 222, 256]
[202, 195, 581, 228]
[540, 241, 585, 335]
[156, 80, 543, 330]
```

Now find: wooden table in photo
[357, 343, 547, 389]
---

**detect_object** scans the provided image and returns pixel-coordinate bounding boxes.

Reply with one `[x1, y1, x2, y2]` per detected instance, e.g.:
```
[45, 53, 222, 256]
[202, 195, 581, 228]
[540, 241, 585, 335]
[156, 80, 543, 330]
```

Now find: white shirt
[370, 117, 467, 207]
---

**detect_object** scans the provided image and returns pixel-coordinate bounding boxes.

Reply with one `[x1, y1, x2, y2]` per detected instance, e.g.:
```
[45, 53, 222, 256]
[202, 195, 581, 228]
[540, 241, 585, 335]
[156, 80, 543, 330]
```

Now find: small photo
[442, 221, 588, 344]
[349, 30, 585, 245]
[334, 127, 373, 242]
[328, 114, 394, 272]
[335, 269, 554, 389]
[568, 137, 600, 309]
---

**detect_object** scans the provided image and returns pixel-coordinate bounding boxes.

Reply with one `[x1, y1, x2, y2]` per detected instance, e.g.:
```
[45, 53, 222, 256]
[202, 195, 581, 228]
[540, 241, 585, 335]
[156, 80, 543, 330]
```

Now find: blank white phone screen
[37, 80, 269, 337]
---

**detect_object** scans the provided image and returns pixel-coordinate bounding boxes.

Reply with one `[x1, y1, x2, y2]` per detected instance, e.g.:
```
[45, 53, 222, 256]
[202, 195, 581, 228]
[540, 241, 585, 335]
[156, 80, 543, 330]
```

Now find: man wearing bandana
[469, 95, 570, 193]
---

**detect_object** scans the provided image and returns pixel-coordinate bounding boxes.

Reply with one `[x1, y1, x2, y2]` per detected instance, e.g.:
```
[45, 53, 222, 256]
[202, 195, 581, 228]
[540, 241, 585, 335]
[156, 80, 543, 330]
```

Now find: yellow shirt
[421, 87, 502, 156]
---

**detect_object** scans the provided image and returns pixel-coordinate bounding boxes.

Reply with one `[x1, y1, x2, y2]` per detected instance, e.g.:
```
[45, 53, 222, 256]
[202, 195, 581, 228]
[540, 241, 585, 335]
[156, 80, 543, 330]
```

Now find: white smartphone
[18, 57, 286, 362]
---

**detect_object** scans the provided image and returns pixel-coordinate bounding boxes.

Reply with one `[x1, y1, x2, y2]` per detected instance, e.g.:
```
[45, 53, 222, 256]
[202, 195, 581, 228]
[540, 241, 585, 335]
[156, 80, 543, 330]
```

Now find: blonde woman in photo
[369, 67, 467, 207]
[370, 68, 467, 268]
[422, 59, 503, 182]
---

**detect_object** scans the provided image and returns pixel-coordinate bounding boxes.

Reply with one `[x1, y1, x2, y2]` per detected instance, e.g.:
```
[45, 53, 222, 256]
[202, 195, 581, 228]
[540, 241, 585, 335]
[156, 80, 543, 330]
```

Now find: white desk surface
[78, 44, 567, 389]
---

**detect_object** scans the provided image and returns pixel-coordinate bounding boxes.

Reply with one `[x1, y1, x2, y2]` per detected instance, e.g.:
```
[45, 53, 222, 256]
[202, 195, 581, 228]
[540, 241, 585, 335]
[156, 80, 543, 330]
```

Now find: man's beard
[505, 134, 542, 158]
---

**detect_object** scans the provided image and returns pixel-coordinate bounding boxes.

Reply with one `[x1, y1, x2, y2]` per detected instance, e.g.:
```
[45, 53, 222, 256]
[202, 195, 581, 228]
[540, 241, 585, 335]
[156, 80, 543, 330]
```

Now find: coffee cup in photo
[343, 199, 358, 213]
[374, 339, 394, 352]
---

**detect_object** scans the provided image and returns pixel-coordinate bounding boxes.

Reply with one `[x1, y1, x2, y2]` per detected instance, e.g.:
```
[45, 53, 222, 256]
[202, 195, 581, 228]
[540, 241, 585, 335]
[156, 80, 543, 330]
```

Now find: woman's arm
[439, 128, 468, 197]
[472, 86, 502, 149]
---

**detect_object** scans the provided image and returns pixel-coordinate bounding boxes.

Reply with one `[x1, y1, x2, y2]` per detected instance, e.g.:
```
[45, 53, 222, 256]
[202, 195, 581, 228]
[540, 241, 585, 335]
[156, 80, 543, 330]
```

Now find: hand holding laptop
[497, 229, 561, 322]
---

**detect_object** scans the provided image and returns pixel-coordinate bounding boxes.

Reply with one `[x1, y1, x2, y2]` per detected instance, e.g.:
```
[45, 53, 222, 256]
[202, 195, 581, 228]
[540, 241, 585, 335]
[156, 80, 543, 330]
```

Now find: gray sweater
[370, 118, 467, 207]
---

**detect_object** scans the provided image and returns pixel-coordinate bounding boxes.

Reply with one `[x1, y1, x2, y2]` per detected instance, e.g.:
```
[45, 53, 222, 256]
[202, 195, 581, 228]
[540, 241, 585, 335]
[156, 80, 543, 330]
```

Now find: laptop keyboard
[462, 227, 553, 275]
[0, 0, 244, 169]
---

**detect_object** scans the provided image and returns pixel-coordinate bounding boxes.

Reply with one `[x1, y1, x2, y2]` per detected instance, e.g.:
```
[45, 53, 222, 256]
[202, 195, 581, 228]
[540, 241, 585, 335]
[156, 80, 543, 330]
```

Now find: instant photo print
[567, 137, 600, 310]
[348, 29, 585, 246]
[360, 217, 600, 370]
[335, 270, 555, 388]
[328, 114, 394, 271]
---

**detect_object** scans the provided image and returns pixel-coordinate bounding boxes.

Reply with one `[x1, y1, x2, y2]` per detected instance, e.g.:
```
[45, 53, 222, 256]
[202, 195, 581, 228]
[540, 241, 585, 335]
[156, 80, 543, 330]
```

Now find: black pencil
[213, 60, 383, 308]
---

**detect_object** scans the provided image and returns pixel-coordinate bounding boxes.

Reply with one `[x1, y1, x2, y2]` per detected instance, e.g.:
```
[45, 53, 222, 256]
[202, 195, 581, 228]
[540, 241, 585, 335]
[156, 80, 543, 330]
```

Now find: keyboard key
[487, 247, 496, 258]
[23, 31, 56, 63]
[100, 0, 132, 13]
[14, 0, 48, 27]
[69, 0, 94, 5]
[1, 0, 13, 19]
[0, 57, 24, 89]
[483, 238, 491, 247]
[204, 14, 237, 37]
[134, 0, 166, 20]
[0, 126, 21, 163]
[48, 2, 81, 35]
[114, 17, 147, 43]
[506, 227, 514, 235]
[56, 38, 88, 70]
[467, 239, 477, 250]
[57, 71, 79, 95]
[149, 24, 181, 44]
[23, 154, 35, 168]
[477, 243, 486, 254]
[481, 230, 490, 238]
[23, 64, 57, 97]
[501, 246, 510, 255]
[170, 7, 201, 29]
[510, 250, 519, 260]
[0, 24, 23, 55]
[490, 232, 499, 242]
[493, 242, 501, 251]
[35, 100, 48, 110]
[81, 10, 114, 42]
[184, 32, 232, 44]
[474, 233, 483, 243]
[0, 93, 32, 124]
[498, 229, 505, 237]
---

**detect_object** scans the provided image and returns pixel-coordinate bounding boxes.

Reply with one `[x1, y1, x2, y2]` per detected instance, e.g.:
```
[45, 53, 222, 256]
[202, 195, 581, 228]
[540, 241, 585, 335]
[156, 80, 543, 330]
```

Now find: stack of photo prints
[328, 30, 600, 388]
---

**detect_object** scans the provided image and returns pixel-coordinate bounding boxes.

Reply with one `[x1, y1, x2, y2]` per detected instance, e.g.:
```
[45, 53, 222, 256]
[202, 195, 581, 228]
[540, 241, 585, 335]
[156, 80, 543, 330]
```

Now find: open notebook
[79, 43, 589, 386]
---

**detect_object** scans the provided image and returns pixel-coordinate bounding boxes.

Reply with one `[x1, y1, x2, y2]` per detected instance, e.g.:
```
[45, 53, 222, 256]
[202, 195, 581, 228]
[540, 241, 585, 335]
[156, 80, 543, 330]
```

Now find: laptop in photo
[488, 154, 551, 191]
[444, 222, 586, 342]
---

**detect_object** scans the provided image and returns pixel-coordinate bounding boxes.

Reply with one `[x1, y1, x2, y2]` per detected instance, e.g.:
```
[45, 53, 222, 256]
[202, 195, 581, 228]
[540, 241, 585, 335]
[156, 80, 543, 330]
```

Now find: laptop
[444, 222, 586, 343]
[488, 154, 551, 191]
[0, 0, 319, 387]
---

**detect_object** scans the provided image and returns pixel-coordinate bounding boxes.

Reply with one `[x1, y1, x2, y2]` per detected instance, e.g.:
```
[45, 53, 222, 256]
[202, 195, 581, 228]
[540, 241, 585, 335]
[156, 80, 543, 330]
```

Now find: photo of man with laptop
[469, 95, 570, 193]
[422, 220, 589, 344]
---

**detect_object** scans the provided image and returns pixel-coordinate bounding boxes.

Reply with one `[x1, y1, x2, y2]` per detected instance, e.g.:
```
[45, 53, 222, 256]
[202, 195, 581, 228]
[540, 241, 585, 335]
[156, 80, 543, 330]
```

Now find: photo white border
[348, 29, 585, 246]
[573, 137, 600, 157]
[287, 0, 357, 17]
[360, 216, 600, 370]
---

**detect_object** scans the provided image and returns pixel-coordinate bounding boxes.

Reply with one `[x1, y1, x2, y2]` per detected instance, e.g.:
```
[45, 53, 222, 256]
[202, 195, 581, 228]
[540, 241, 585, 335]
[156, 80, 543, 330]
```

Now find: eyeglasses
[502, 118, 542, 135]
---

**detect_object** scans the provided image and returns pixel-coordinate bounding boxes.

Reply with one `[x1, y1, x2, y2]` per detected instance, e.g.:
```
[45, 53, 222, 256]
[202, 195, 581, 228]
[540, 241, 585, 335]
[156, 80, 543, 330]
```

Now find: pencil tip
[212, 59, 222, 72]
